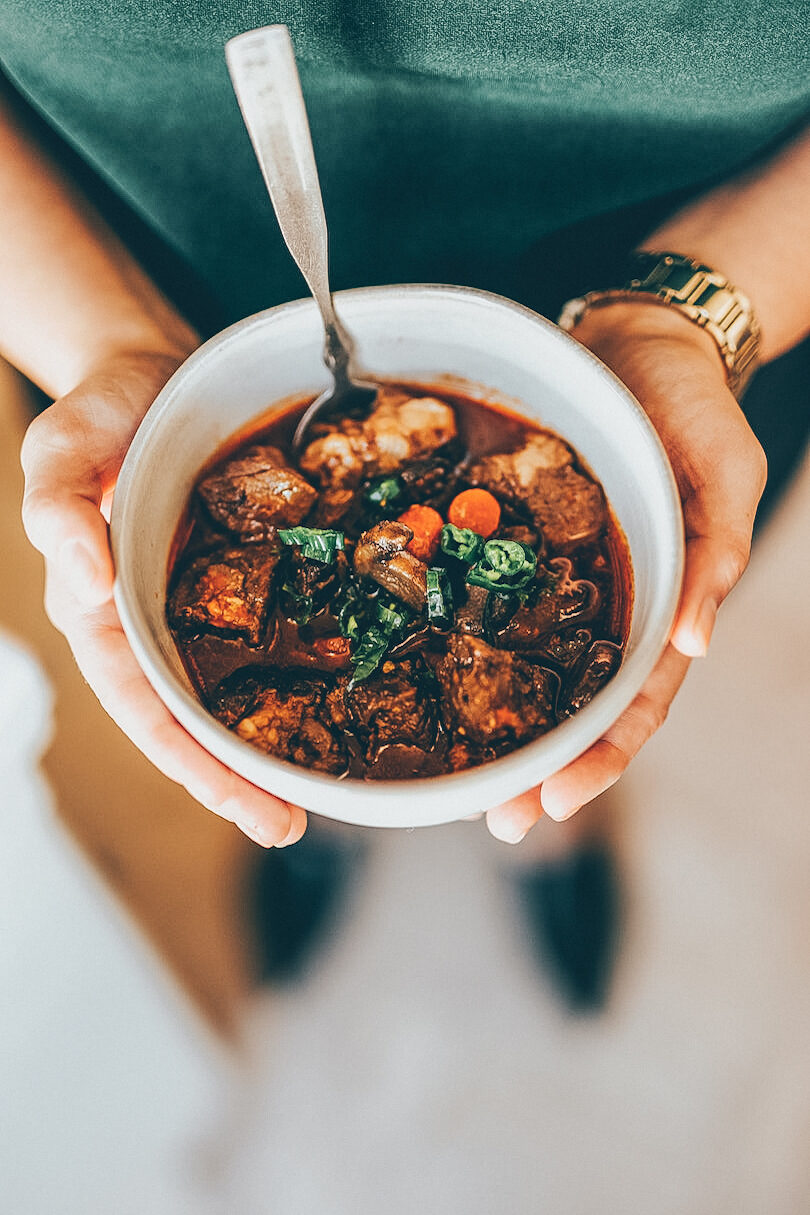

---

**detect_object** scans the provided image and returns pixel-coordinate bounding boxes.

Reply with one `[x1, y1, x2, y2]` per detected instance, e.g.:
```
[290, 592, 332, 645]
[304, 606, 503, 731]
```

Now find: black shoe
[249, 830, 361, 984]
[514, 841, 620, 1012]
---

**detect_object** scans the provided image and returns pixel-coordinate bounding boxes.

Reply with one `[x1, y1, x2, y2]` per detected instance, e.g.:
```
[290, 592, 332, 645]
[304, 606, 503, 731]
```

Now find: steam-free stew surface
[167, 385, 632, 781]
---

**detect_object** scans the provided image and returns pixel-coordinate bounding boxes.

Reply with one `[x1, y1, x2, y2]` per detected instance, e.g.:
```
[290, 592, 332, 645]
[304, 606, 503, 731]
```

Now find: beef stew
[166, 385, 632, 781]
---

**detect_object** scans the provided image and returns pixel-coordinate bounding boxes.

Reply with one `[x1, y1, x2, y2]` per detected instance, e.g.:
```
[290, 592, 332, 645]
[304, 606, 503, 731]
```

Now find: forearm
[639, 123, 810, 363]
[0, 82, 198, 398]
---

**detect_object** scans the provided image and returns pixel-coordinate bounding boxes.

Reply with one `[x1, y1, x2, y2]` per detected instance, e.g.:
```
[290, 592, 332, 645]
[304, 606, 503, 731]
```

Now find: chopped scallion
[426, 567, 453, 625]
[278, 526, 345, 564]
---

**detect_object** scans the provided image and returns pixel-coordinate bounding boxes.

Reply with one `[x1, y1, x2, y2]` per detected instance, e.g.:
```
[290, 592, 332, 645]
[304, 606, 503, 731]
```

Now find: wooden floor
[0, 362, 258, 1034]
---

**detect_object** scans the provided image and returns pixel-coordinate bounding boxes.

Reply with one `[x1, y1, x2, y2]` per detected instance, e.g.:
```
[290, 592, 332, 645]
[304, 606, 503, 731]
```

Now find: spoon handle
[226, 26, 350, 368]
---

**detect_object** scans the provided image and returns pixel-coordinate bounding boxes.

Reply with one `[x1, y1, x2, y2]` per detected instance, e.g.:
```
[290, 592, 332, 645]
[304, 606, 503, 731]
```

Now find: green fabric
[1, 2, 808, 322]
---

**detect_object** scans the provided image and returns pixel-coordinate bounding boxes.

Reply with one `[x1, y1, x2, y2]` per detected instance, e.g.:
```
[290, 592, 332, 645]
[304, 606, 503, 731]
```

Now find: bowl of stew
[111, 284, 683, 828]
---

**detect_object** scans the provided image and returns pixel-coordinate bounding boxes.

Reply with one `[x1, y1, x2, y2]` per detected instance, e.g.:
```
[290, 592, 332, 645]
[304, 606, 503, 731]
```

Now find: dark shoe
[249, 830, 361, 984]
[514, 841, 620, 1011]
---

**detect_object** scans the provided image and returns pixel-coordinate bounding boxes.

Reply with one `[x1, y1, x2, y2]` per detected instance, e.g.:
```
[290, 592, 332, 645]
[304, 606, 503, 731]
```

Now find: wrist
[58, 323, 200, 399]
[568, 299, 727, 378]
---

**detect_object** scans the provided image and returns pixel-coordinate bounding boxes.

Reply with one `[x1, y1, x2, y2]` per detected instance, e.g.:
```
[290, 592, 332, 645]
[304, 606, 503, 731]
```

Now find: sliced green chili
[466, 539, 537, 592]
[440, 523, 484, 564]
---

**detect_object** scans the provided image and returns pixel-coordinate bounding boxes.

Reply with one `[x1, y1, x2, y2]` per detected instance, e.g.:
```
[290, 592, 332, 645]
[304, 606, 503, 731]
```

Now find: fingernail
[540, 788, 582, 821]
[494, 821, 529, 844]
[59, 539, 99, 602]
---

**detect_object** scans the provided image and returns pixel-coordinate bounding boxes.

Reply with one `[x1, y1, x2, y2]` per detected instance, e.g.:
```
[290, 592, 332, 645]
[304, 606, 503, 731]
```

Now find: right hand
[485, 302, 767, 843]
[21, 349, 308, 848]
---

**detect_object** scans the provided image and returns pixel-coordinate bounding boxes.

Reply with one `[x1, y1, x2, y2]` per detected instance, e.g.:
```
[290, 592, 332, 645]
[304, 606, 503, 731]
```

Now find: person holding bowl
[3, 4, 809, 1005]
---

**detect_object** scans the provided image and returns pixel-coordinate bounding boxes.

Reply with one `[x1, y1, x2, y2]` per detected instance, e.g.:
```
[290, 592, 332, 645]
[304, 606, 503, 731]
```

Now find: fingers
[20, 357, 307, 847]
[47, 570, 307, 847]
[21, 400, 119, 606]
[20, 354, 181, 605]
[487, 644, 690, 839]
[24, 483, 114, 607]
[486, 789, 543, 844]
[486, 324, 765, 845]
[670, 428, 767, 657]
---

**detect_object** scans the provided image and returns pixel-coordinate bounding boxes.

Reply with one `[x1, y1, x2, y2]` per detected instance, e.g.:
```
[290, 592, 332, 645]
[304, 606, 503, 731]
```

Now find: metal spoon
[226, 26, 377, 456]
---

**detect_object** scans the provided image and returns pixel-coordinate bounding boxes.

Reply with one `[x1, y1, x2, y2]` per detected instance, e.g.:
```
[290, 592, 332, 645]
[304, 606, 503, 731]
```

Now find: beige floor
[0, 362, 257, 1033]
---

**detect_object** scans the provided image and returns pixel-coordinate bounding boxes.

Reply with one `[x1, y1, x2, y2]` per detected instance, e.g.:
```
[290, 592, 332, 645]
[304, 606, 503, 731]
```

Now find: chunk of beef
[209, 666, 268, 727]
[213, 671, 347, 774]
[496, 557, 599, 649]
[436, 634, 557, 746]
[268, 616, 352, 673]
[300, 390, 457, 500]
[353, 520, 427, 610]
[469, 433, 606, 551]
[499, 524, 540, 548]
[469, 432, 573, 502]
[398, 438, 465, 510]
[562, 641, 622, 715]
[365, 743, 446, 780]
[169, 546, 279, 644]
[183, 633, 277, 701]
[524, 465, 606, 551]
[346, 659, 434, 758]
[198, 445, 317, 538]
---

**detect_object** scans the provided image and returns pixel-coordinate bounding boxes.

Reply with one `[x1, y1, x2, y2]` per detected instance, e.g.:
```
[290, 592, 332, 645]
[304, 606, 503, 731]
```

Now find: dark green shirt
[1, 2, 808, 321]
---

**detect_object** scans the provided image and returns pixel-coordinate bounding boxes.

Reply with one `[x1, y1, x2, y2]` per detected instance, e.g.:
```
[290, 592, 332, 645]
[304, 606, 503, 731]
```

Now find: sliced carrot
[447, 488, 501, 538]
[397, 504, 445, 562]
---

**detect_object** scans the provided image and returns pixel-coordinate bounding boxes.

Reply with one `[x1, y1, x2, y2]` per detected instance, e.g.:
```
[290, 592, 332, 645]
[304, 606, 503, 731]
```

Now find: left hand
[487, 301, 767, 843]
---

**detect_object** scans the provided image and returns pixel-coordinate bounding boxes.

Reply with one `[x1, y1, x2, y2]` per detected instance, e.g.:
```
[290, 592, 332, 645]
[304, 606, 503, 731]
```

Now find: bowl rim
[111, 283, 685, 827]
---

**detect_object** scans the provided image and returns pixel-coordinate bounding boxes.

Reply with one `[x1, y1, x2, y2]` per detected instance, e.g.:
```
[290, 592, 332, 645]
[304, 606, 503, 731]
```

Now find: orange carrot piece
[397, 504, 445, 562]
[447, 488, 501, 538]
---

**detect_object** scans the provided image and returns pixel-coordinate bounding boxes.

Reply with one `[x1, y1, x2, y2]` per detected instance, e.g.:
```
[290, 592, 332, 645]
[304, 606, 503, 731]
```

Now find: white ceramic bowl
[111, 285, 683, 828]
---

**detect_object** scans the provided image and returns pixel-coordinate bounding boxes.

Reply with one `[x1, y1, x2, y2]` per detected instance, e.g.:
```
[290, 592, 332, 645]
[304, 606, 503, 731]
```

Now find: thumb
[21, 413, 115, 609]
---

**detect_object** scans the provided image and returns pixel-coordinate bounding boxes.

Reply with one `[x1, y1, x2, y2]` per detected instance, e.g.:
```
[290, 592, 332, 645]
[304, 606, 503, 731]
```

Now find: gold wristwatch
[558, 251, 761, 398]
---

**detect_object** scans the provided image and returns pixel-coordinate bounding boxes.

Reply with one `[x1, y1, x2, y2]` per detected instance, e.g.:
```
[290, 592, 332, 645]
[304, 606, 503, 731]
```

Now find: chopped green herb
[365, 476, 402, 508]
[280, 581, 314, 626]
[346, 593, 413, 685]
[337, 598, 362, 641]
[440, 523, 484, 564]
[278, 526, 345, 564]
[466, 539, 537, 592]
[426, 567, 453, 625]
[349, 626, 391, 683]
[376, 601, 408, 633]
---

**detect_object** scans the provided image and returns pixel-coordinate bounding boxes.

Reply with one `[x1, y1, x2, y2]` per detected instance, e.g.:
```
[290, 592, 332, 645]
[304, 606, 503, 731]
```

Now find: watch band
[557, 252, 761, 398]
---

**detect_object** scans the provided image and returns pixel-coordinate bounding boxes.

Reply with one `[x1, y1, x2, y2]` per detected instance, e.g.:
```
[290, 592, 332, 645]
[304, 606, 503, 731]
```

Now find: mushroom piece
[353, 521, 428, 610]
[455, 583, 491, 636]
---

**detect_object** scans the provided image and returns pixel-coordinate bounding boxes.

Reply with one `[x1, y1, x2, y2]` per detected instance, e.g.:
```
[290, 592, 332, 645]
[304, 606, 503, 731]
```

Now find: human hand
[21, 350, 308, 848]
[487, 301, 767, 843]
